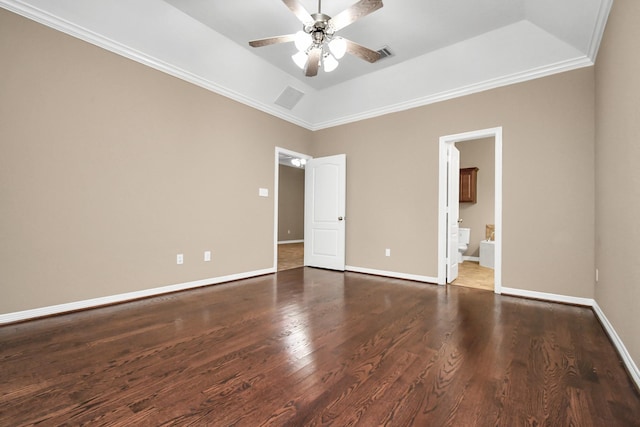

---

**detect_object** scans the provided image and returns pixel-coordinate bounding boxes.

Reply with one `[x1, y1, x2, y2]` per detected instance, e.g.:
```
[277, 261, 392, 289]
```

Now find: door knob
[338, 216, 343, 221]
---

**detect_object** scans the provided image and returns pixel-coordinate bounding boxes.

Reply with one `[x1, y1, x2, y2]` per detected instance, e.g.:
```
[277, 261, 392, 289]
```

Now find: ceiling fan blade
[344, 39, 381, 63]
[329, 0, 383, 32]
[282, 0, 314, 25]
[305, 47, 322, 77]
[249, 34, 296, 48]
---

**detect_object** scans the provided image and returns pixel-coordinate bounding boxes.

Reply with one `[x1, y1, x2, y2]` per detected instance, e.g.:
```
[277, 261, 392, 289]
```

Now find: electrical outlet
[385, 248, 391, 257]
[177, 254, 184, 265]
[204, 251, 211, 262]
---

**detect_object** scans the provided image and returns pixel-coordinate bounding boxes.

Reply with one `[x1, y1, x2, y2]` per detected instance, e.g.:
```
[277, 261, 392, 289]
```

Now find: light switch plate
[259, 188, 269, 197]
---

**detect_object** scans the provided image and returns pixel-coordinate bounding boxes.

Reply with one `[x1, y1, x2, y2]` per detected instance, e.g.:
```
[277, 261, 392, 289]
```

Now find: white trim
[278, 239, 304, 244]
[0, 0, 595, 132]
[501, 287, 594, 306]
[496, 287, 640, 391]
[0, 0, 315, 131]
[592, 301, 640, 390]
[0, 268, 275, 325]
[587, 0, 613, 61]
[438, 127, 503, 295]
[462, 256, 480, 262]
[274, 147, 312, 271]
[346, 265, 438, 284]
[312, 58, 592, 131]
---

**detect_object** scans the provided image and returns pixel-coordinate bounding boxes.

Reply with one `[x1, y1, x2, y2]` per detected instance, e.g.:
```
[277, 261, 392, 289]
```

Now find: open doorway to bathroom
[438, 127, 502, 294]
[453, 137, 496, 291]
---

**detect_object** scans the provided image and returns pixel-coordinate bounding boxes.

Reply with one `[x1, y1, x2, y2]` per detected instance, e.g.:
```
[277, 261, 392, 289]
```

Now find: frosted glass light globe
[323, 54, 339, 72]
[292, 51, 307, 69]
[328, 37, 347, 59]
[294, 31, 312, 52]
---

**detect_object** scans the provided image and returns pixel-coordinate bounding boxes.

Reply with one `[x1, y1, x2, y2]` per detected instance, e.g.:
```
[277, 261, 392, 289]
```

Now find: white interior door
[304, 154, 346, 271]
[447, 145, 460, 282]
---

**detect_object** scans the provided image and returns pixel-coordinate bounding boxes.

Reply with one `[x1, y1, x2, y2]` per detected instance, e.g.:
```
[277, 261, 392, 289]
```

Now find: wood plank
[278, 242, 304, 271]
[0, 268, 638, 425]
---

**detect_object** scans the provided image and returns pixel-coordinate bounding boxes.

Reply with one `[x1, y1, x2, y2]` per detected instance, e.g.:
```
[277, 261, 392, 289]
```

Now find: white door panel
[311, 229, 339, 256]
[305, 154, 346, 271]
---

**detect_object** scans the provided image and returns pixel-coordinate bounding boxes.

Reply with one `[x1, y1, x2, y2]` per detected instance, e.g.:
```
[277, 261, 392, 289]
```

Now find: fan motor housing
[306, 12, 333, 45]
[309, 13, 332, 31]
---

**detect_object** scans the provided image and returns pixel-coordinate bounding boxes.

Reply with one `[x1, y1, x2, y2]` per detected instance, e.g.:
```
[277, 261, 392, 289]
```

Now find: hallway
[277, 242, 303, 271]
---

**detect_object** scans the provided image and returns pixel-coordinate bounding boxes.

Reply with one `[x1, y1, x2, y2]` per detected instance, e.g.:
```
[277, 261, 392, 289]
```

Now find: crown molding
[587, 0, 613, 61]
[0, 0, 316, 130]
[0, 0, 603, 132]
[310, 56, 594, 131]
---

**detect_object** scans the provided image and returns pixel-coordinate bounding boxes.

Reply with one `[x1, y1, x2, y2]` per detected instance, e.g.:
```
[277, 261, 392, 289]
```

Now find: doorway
[274, 149, 348, 272]
[453, 137, 496, 291]
[274, 147, 312, 271]
[438, 127, 503, 294]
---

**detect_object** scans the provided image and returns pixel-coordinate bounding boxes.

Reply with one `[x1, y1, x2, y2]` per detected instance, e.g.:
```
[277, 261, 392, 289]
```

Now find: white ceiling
[1, 0, 612, 130]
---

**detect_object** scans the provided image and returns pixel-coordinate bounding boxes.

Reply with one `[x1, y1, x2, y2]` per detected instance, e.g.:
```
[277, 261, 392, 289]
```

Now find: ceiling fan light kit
[293, 31, 310, 51]
[292, 50, 309, 69]
[322, 53, 339, 72]
[249, 0, 383, 77]
[329, 38, 347, 59]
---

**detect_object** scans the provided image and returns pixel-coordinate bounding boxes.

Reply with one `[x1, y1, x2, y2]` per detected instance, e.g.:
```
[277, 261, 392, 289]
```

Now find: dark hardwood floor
[1, 268, 638, 426]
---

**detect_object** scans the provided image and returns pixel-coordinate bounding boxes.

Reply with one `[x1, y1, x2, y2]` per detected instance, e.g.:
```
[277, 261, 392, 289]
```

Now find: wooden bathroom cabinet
[459, 167, 478, 203]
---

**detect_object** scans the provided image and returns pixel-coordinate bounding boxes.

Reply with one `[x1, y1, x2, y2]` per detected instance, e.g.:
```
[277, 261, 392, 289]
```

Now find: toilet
[458, 228, 470, 263]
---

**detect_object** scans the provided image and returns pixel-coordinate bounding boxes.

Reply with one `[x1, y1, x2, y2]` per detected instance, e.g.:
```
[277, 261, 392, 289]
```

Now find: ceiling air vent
[376, 46, 394, 60]
[376, 46, 393, 59]
[274, 86, 304, 110]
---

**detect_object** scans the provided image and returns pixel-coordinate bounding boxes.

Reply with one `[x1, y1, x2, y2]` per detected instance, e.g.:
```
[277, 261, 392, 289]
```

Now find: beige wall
[278, 165, 305, 241]
[459, 137, 495, 257]
[0, 10, 312, 313]
[312, 67, 595, 297]
[4, 0, 637, 386]
[1, 6, 599, 317]
[595, 0, 640, 367]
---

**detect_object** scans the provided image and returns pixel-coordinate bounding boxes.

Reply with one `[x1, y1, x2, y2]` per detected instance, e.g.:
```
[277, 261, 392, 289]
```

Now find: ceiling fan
[249, 0, 384, 77]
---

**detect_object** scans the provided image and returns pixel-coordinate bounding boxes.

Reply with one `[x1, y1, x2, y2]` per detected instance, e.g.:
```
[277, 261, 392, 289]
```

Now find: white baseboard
[277, 240, 304, 244]
[0, 268, 276, 325]
[499, 287, 639, 390]
[592, 301, 640, 390]
[500, 287, 594, 306]
[3, 267, 637, 392]
[462, 256, 480, 262]
[346, 265, 438, 284]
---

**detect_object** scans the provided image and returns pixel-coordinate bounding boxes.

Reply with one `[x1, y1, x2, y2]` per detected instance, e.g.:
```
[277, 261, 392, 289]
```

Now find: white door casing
[274, 147, 312, 271]
[437, 127, 502, 294]
[304, 154, 346, 271]
[447, 145, 460, 282]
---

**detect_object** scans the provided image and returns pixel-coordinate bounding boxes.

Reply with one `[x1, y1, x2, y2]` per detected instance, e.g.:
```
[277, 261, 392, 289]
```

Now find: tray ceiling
[1, 0, 612, 130]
